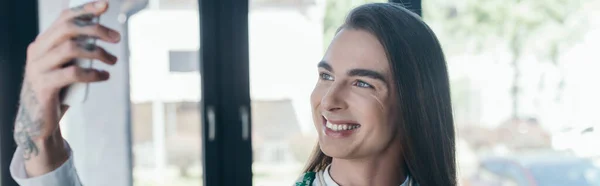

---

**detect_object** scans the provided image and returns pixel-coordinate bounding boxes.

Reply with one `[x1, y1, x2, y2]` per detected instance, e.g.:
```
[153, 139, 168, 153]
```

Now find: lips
[326, 122, 360, 131]
[322, 116, 361, 137]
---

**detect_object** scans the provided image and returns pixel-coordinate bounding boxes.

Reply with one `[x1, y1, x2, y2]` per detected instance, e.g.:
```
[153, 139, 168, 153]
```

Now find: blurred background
[2, 0, 600, 185]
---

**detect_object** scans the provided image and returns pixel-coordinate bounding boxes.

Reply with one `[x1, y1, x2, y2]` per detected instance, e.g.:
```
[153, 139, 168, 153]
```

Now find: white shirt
[11, 144, 410, 186]
[10, 141, 82, 186]
[312, 165, 410, 186]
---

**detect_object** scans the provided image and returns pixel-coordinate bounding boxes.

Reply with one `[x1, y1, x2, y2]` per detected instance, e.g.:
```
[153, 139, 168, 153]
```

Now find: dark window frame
[0, 0, 39, 185]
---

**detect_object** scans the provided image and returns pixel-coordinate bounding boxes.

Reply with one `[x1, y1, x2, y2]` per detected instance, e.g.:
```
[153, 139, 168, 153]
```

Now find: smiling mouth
[325, 122, 360, 131]
[322, 116, 361, 132]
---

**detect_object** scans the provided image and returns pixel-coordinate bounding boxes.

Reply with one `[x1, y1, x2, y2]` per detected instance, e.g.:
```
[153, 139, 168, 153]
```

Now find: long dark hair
[303, 3, 456, 186]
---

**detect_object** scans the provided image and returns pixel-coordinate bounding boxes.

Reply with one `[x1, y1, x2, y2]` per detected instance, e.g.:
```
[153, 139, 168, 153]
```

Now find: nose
[321, 83, 348, 112]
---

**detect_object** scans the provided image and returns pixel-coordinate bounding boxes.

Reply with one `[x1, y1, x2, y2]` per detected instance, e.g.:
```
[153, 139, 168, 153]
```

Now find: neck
[329, 140, 406, 186]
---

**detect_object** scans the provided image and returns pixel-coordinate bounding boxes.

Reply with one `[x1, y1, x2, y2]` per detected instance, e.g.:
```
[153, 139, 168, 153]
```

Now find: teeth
[326, 121, 359, 131]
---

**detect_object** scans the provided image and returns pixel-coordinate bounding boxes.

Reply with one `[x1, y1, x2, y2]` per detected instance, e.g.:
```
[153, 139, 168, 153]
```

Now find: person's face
[311, 28, 398, 159]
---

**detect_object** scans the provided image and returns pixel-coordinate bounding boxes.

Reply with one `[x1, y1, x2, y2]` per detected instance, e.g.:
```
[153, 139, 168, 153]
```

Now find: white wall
[128, 10, 201, 103]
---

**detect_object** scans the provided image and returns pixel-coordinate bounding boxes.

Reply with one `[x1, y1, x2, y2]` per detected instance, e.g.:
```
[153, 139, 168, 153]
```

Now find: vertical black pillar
[199, 0, 222, 185]
[0, 0, 39, 185]
[220, 0, 252, 185]
[200, 0, 252, 185]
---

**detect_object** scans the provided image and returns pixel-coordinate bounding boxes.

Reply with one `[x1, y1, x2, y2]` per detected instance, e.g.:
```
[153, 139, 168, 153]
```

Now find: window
[128, 1, 203, 185]
[423, 0, 600, 185]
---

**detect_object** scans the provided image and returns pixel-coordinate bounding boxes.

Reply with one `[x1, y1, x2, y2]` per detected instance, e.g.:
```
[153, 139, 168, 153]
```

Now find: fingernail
[95, 1, 107, 10]
[111, 56, 118, 64]
[99, 70, 110, 80]
[108, 30, 121, 41]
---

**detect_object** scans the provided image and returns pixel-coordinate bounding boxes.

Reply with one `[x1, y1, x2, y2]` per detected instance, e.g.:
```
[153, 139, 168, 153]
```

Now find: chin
[319, 139, 357, 159]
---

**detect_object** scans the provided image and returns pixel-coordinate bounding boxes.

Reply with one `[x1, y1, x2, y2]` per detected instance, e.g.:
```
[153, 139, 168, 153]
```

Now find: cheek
[355, 95, 388, 128]
[351, 92, 395, 139]
[310, 84, 325, 110]
[351, 91, 390, 124]
[310, 84, 326, 127]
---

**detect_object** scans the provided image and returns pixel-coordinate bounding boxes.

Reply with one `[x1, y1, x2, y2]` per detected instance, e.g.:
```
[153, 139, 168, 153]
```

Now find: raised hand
[13, 0, 120, 176]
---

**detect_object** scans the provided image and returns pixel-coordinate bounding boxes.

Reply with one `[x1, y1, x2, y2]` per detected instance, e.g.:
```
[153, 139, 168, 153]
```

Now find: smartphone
[61, 0, 99, 106]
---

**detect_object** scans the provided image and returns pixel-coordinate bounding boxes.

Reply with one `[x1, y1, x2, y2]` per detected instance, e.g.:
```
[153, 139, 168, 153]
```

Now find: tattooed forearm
[13, 82, 44, 160]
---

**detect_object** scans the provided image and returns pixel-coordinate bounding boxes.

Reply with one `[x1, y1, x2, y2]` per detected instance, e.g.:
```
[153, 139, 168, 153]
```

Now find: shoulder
[294, 172, 317, 186]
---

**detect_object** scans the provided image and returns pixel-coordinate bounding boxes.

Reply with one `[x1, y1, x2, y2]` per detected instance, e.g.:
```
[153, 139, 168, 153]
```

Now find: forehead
[322, 28, 390, 74]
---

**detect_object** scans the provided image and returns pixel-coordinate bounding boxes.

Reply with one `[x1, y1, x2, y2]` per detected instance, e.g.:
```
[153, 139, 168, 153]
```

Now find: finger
[33, 1, 117, 55]
[34, 41, 117, 71]
[60, 1, 109, 25]
[36, 23, 121, 58]
[33, 0, 109, 48]
[49, 66, 110, 89]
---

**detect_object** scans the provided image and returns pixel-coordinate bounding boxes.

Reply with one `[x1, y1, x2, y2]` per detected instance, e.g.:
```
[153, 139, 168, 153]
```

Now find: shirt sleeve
[10, 140, 83, 186]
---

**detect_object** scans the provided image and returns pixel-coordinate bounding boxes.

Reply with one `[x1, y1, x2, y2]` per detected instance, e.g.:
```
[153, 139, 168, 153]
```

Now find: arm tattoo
[13, 82, 44, 160]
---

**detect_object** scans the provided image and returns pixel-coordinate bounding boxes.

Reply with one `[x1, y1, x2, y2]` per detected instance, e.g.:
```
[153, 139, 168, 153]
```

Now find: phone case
[61, 0, 99, 106]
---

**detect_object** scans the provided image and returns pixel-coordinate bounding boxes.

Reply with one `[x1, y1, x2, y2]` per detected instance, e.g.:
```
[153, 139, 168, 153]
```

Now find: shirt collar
[323, 164, 410, 186]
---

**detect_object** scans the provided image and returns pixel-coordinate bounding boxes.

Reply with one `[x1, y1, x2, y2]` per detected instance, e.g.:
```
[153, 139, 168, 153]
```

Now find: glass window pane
[423, 0, 600, 185]
[249, 0, 386, 185]
[129, 0, 203, 185]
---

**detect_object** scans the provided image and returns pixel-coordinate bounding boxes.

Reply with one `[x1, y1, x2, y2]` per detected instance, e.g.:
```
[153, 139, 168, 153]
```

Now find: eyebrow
[318, 61, 333, 72]
[317, 61, 388, 84]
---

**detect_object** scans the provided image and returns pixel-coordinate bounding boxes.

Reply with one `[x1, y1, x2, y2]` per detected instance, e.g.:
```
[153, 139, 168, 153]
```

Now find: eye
[319, 72, 334, 81]
[353, 80, 373, 89]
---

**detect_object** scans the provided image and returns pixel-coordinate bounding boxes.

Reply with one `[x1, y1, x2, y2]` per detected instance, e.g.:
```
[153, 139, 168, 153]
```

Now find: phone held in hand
[61, 0, 100, 106]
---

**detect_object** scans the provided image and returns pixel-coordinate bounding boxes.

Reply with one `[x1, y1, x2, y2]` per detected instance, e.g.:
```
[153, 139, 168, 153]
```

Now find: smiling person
[295, 3, 456, 186]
